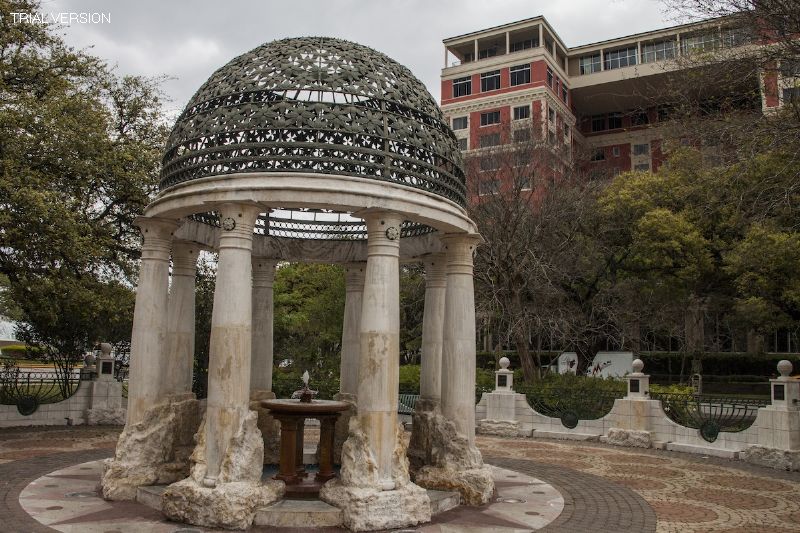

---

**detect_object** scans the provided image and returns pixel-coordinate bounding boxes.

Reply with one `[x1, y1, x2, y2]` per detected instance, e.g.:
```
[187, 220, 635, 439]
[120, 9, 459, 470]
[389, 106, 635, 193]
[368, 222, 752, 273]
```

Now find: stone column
[419, 253, 447, 408]
[340, 263, 366, 397]
[251, 258, 277, 394]
[358, 210, 403, 491]
[163, 240, 200, 398]
[203, 203, 262, 488]
[440, 234, 481, 445]
[127, 217, 178, 425]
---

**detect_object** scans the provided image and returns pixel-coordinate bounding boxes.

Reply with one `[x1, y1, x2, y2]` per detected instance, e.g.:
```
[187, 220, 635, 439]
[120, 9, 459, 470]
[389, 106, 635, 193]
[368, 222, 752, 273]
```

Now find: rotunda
[101, 37, 493, 531]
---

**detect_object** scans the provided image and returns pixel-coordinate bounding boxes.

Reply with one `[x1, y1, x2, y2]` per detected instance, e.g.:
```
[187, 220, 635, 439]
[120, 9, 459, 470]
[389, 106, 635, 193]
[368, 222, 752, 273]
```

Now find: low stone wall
[0, 379, 127, 428]
[476, 359, 800, 468]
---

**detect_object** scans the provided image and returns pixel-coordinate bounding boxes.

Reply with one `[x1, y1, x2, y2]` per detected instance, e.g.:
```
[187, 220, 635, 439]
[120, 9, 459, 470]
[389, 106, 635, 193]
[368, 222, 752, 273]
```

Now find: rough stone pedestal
[161, 410, 284, 530]
[249, 389, 280, 464]
[411, 411, 494, 506]
[324, 392, 356, 465]
[477, 419, 521, 438]
[320, 417, 430, 531]
[101, 396, 201, 500]
[740, 446, 800, 471]
[606, 427, 652, 448]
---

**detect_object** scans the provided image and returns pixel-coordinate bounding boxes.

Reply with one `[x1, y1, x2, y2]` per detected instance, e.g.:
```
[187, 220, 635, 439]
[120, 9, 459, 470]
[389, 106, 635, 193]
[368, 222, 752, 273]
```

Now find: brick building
[440, 16, 798, 355]
[441, 16, 793, 202]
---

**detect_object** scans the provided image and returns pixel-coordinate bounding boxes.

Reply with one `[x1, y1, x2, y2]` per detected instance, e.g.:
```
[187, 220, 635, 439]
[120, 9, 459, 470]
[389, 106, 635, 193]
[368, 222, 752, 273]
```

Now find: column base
[250, 390, 281, 464]
[101, 397, 202, 500]
[415, 465, 494, 506]
[408, 410, 494, 506]
[162, 477, 284, 530]
[740, 446, 800, 471]
[407, 399, 438, 471]
[328, 392, 357, 464]
[320, 480, 431, 532]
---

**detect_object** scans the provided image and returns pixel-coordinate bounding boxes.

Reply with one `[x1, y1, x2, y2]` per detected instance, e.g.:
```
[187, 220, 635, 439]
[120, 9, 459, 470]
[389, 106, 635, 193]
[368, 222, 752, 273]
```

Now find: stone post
[607, 359, 655, 448]
[419, 253, 447, 409]
[127, 217, 178, 425]
[741, 360, 800, 470]
[626, 358, 650, 399]
[163, 240, 200, 398]
[251, 258, 277, 394]
[476, 357, 524, 437]
[358, 210, 403, 491]
[340, 263, 366, 397]
[203, 203, 262, 488]
[440, 233, 481, 445]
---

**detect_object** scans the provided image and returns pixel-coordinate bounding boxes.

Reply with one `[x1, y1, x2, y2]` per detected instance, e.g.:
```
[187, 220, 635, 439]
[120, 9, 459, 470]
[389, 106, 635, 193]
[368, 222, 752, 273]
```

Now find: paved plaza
[0, 426, 798, 532]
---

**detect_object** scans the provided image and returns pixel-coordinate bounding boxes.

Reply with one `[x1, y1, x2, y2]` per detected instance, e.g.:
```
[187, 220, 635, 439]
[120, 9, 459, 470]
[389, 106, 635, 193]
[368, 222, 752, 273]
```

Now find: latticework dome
[160, 37, 466, 209]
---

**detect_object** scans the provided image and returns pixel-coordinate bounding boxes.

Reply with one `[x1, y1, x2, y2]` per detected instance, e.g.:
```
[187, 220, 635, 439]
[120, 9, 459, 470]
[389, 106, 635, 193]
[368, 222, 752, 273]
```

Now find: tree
[0, 0, 168, 370]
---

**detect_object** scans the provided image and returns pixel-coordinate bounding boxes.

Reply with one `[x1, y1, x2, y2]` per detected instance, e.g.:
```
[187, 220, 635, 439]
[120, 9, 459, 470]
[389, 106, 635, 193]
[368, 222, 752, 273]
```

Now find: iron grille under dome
[160, 37, 467, 239]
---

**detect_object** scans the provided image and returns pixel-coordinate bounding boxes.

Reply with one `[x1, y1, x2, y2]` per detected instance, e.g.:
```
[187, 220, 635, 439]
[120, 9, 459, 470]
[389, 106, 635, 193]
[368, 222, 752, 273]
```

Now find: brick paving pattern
[1, 427, 800, 532]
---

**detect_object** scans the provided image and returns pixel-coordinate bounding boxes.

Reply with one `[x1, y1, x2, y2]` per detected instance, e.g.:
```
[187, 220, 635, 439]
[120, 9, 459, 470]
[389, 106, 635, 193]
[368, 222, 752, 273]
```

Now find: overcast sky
[45, 0, 682, 116]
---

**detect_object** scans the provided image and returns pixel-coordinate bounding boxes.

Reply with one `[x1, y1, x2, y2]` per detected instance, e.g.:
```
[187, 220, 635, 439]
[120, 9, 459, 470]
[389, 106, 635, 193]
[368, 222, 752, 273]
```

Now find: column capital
[172, 240, 200, 277]
[136, 217, 179, 261]
[423, 253, 448, 288]
[216, 203, 263, 252]
[360, 209, 403, 257]
[441, 233, 482, 273]
[344, 262, 366, 291]
[252, 257, 277, 287]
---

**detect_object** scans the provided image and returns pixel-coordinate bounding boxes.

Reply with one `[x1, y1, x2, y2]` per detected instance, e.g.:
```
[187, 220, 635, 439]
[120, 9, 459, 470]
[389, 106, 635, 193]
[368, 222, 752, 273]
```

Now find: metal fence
[0, 370, 82, 415]
[651, 392, 769, 442]
[517, 385, 625, 429]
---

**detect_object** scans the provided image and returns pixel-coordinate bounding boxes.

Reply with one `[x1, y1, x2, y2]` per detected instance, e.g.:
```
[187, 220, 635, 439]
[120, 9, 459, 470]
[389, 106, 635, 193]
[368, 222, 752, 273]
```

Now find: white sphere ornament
[499, 357, 510, 370]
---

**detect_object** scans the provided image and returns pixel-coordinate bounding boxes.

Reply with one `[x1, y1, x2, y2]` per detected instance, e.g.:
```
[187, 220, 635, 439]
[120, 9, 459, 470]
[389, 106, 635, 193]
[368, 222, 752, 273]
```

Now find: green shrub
[399, 365, 420, 394]
[1, 344, 42, 360]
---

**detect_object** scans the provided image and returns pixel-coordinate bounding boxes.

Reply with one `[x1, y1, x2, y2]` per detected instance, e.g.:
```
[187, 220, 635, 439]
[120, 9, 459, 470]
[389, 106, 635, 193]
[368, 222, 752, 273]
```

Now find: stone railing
[476, 358, 800, 470]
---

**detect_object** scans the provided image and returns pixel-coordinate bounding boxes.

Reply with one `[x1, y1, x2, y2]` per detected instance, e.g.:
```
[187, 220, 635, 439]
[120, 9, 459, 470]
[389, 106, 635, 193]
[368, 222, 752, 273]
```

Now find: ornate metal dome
[160, 37, 466, 207]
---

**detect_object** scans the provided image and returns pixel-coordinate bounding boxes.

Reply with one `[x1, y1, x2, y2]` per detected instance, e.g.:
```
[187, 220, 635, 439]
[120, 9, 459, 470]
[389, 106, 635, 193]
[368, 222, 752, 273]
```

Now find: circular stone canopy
[159, 37, 466, 241]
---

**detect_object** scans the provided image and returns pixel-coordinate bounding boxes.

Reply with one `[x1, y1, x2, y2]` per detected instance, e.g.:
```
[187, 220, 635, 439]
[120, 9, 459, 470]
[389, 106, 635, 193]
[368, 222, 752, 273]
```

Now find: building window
[612, 146, 620, 157]
[633, 143, 650, 156]
[513, 105, 530, 120]
[478, 47, 498, 59]
[458, 138, 468, 151]
[479, 133, 501, 148]
[561, 85, 568, 102]
[548, 131, 556, 145]
[515, 175, 532, 190]
[604, 46, 638, 70]
[480, 70, 501, 92]
[781, 60, 800, 77]
[478, 178, 499, 195]
[462, 52, 474, 63]
[722, 26, 751, 48]
[642, 40, 676, 63]
[511, 38, 538, 52]
[479, 156, 499, 172]
[564, 124, 570, 139]
[591, 149, 605, 161]
[634, 163, 651, 171]
[453, 76, 471, 97]
[579, 54, 601, 75]
[548, 108, 555, 122]
[591, 115, 606, 132]
[513, 128, 531, 143]
[608, 112, 623, 129]
[546, 67, 554, 87]
[783, 87, 800, 104]
[632, 112, 649, 126]
[510, 64, 531, 86]
[681, 32, 719, 54]
[452, 116, 468, 130]
[480, 111, 501, 126]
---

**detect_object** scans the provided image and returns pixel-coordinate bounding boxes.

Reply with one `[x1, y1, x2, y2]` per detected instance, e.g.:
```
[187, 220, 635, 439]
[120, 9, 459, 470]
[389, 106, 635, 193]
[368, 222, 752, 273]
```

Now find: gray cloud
[46, 0, 673, 115]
